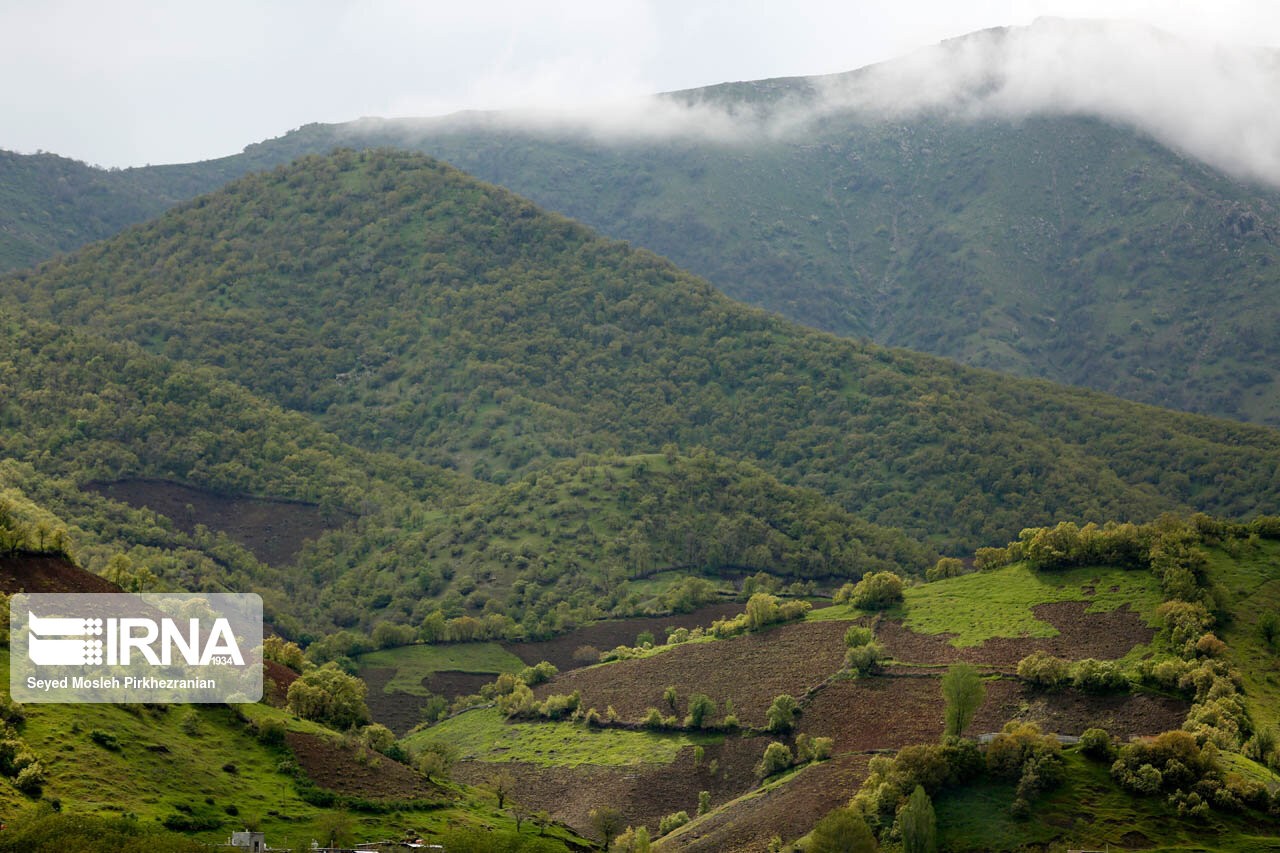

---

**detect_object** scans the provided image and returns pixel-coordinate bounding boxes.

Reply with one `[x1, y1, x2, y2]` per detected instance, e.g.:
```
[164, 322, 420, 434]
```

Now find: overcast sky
[3, 0, 1280, 168]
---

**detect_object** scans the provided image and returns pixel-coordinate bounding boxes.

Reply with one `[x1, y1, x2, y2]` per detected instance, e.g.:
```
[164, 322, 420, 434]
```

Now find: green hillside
[0, 307, 938, 636]
[299, 451, 937, 633]
[6, 26, 1280, 425]
[0, 310, 489, 633]
[8, 149, 1280, 556]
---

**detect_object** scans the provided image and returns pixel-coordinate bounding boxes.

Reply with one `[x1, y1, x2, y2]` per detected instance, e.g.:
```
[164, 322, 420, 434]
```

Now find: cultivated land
[398, 551, 1259, 850]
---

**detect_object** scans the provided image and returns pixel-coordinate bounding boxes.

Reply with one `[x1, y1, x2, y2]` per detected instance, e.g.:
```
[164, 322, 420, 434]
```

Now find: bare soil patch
[286, 731, 440, 800]
[452, 732, 772, 842]
[503, 602, 747, 671]
[0, 553, 119, 594]
[361, 667, 431, 737]
[533, 620, 850, 726]
[263, 660, 298, 708]
[665, 753, 873, 853]
[978, 679, 1188, 739]
[423, 670, 494, 698]
[85, 478, 350, 566]
[800, 674, 1188, 753]
[877, 601, 1154, 667]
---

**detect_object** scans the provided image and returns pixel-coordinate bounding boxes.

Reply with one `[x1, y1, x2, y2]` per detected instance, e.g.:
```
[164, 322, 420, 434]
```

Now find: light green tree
[941, 662, 985, 737]
[808, 807, 876, 853]
[900, 784, 937, 853]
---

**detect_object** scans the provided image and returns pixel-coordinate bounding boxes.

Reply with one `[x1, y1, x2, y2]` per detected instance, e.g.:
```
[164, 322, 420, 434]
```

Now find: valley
[0, 16, 1277, 852]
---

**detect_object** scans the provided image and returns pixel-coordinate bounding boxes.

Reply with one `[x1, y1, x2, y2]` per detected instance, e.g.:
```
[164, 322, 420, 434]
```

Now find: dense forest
[6, 25, 1280, 425]
[7, 149, 1280, 559]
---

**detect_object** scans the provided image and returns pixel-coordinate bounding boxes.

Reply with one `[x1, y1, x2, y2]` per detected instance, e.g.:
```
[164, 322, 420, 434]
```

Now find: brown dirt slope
[533, 620, 850, 727]
[503, 602, 746, 671]
[801, 675, 1188, 752]
[876, 601, 1155, 667]
[0, 553, 120, 593]
[453, 732, 770, 842]
[85, 478, 350, 566]
[658, 753, 872, 853]
[263, 659, 299, 708]
[286, 731, 441, 800]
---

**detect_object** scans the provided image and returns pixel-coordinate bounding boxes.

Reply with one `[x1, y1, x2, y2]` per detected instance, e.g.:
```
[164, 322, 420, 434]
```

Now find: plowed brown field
[286, 731, 441, 801]
[877, 601, 1155, 667]
[532, 620, 850, 726]
[503, 602, 747, 671]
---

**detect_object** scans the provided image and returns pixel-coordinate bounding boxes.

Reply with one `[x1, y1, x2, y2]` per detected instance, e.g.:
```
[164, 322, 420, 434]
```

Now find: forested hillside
[8, 149, 1280, 558]
[5, 25, 1280, 424]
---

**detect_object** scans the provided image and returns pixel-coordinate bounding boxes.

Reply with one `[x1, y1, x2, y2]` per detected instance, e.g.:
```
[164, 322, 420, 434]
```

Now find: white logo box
[10, 593, 262, 703]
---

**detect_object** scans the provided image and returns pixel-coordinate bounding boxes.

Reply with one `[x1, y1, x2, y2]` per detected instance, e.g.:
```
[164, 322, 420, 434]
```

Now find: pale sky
[3, 0, 1280, 168]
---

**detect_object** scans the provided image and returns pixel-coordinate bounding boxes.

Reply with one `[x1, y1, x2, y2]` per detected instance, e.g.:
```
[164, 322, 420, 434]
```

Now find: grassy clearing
[811, 563, 1163, 648]
[1206, 541, 1280, 731]
[406, 707, 719, 767]
[357, 643, 526, 695]
[937, 750, 1280, 852]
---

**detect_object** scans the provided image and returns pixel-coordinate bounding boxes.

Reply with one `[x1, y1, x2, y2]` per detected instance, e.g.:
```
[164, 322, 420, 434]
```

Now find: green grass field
[357, 643, 526, 695]
[407, 707, 720, 767]
[1205, 540, 1280, 731]
[812, 563, 1163, 648]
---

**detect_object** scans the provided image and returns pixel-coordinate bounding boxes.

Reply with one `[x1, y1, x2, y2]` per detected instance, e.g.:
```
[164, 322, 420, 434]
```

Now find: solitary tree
[941, 662, 985, 738]
[488, 768, 516, 809]
[414, 740, 458, 782]
[900, 784, 937, 853]
[685, 693, 716, 728]
[766, 694, 799, 733]
[808, 807, 877, 853]
[590, 807, 624, 849]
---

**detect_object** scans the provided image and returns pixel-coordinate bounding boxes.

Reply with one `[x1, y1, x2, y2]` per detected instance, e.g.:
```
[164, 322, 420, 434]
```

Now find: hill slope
[5, 22, 1280, 423]
[7, 149, 1280, 555]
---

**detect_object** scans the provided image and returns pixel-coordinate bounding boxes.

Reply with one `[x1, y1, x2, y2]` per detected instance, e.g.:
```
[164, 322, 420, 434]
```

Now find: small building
[229, 831, 266, 853]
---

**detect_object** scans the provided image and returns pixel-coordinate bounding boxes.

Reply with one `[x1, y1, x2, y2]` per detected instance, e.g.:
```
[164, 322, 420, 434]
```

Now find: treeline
[293, 450, 934, 636]
[974, 513, 1280, 606]
[8, 149, 1280, 554]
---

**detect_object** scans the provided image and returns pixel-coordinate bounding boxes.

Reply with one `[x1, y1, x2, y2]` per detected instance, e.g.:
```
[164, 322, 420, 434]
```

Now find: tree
[317, 811, 355, 849]
[414, 740, 458, 782]
[766, 694, 799, 733]
[926, 557, 964, 582]
[698, 790, 711, 815]
[899, 785, 937, 853]
[850, 571, 905, 610]
[808, 807, 876, 853]
[941, 663, 985, 738]
[685, 693, 715, 728]
[664, 685, 678, 710]
[509, 802, 533, 833]
[285, 663, 370, 730]
[488, 768, 517, 809]
[756, 741, 793, 778]
[590, 808, 624, 848]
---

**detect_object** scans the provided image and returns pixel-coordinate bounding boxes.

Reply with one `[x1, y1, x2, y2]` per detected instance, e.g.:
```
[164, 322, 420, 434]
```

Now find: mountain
[5, 21, 1280, 424]
[0, 303, 935, 637]
[7, 148, 1280, 562]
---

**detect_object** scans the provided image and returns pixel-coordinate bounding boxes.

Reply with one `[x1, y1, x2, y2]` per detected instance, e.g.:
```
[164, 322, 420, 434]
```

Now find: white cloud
[2, 1, 1280, 168]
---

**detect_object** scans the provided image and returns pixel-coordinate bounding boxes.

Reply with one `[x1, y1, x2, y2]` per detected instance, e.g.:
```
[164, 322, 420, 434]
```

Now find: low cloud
[349, 17, 1280, 189]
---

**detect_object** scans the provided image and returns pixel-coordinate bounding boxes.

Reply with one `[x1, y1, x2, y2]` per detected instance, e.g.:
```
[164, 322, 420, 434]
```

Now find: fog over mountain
[343, 19, 1280, 188]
